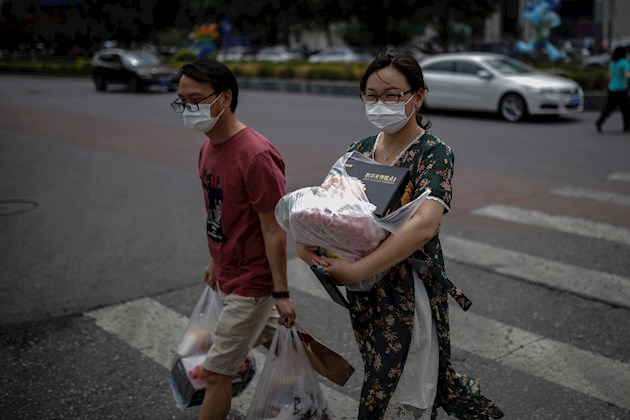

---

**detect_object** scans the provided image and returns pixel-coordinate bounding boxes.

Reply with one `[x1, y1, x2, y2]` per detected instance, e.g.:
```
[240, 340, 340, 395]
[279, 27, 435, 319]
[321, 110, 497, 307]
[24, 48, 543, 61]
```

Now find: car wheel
[93, 75, 107, 92]
[129, 77, 144, 92]
[499, 93, 527, 122]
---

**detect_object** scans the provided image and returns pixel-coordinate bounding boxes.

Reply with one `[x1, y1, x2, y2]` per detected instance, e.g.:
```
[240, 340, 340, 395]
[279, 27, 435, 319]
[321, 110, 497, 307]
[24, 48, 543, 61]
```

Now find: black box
[310, 264, 349, 309]
[170, 354, 207, 408]
[344, 158, 413, 217]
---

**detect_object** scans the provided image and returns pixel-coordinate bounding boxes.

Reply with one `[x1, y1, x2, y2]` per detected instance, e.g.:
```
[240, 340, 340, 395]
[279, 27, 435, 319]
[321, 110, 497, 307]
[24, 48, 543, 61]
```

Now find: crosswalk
[85, 172, 630, 417]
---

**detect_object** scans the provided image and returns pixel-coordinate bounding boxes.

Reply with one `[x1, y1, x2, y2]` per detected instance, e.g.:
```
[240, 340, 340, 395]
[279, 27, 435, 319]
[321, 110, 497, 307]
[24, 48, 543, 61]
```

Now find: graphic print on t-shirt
[203, 172, 227, 242]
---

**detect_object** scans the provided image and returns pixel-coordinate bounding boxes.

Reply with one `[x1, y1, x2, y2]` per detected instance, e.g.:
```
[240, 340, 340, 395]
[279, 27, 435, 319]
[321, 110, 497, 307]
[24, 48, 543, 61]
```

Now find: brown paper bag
[262, 325, 355, 387]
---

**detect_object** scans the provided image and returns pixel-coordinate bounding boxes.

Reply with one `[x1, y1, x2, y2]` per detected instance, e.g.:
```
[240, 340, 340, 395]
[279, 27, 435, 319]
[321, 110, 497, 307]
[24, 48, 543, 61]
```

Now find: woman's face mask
[365, 94, 415, 134]
[183, 93, 224, 133]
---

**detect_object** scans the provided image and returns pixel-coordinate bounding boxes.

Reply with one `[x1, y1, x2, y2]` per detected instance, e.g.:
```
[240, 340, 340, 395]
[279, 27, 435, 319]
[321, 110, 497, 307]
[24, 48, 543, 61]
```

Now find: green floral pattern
[346, 133, 504, 419]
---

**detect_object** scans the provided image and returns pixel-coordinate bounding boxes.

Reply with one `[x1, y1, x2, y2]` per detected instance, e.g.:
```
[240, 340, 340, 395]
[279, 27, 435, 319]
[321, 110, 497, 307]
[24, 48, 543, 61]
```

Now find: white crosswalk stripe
[85, 256, 630, 414]
[607, 172, 630, 183]
[85, 296, 359, 418]
[471, 204, 630, 246]
[550, 186, 630, 207]
[441, 235, 630, 310]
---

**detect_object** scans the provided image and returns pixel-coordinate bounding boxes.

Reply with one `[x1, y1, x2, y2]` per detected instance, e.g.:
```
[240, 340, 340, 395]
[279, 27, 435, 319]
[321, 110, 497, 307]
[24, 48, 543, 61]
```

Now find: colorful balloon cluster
[190, 22, 220, 58]
[514, 0, 567, 62]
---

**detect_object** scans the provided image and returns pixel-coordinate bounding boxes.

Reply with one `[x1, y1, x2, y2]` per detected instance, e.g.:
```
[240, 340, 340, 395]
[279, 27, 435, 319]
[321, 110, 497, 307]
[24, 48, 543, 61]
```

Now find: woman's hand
[296, 243, 328, 267]
[321, 257, 364, 286]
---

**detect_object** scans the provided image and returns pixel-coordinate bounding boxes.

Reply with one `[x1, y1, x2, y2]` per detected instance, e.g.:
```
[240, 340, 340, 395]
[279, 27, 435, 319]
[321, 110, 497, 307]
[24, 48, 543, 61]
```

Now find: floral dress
[346, 132, 504, 420]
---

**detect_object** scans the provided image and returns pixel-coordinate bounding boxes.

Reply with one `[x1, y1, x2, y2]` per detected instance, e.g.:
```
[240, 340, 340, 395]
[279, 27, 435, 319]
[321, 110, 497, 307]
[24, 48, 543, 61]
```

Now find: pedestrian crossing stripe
[441, 235, 630, 310]
[86, 257, 630, 413]
[471, 204, 630, 246]
[550, 186, 630, 207]
[607, 172, 630, 183]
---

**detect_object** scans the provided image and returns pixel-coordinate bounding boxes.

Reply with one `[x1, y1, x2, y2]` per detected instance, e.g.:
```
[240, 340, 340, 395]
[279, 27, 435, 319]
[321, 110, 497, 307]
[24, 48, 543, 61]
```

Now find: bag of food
[169, 285, 256, 408]
[275, 151, 431, 290]
[246, 326, 331, 419]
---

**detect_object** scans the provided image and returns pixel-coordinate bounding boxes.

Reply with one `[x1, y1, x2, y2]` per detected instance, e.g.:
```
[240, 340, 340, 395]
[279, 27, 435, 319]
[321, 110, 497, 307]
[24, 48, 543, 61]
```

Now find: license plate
[568, 97, 580, 107]
[159, 77, 171, 86]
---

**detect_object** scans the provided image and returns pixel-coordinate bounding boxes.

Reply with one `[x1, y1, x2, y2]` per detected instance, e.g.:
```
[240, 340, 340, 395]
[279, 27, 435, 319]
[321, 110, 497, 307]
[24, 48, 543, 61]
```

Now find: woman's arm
[321, 199, 444, 285]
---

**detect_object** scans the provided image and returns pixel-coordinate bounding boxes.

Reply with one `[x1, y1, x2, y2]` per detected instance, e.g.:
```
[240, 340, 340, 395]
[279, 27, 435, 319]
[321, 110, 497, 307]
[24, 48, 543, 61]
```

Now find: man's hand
[274, 298, 296, 328]
[203, 261, 217, 290]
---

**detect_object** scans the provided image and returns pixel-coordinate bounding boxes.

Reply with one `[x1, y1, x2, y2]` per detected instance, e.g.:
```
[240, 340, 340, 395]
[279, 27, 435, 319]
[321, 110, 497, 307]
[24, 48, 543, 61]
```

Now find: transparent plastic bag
[176, 285, 221, 357]
[246, 326, 331, 420]
[275, 151, 431, 291]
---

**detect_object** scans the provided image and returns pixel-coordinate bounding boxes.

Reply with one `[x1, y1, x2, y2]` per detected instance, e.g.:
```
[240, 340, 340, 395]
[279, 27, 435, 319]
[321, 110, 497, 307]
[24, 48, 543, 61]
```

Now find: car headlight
[527, 87, 559, 97]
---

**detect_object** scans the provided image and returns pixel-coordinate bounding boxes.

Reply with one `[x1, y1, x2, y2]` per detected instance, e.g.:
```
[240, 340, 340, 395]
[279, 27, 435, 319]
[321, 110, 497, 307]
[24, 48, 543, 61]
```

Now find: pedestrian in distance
[596, 46, 630, 133]
[171, 59, 296, 420]
[296, 51, 504, 419]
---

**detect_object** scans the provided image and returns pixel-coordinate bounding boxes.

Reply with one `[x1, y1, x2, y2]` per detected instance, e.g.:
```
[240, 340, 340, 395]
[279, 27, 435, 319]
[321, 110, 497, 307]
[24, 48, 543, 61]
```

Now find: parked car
[581, 38, 630, 69]
[419, 52, 584, 121]
[253, 46, 301, 62]
[308, 46, 369, 63]
[91, 48, 179, 92]
[216, 46, 251, 61]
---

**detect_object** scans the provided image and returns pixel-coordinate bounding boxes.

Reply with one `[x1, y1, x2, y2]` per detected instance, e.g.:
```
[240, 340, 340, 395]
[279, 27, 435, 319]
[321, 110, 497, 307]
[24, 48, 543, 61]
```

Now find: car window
[121, 51, 161, 67]
[485, 58, 533, 74]
[422, 60, 454, 72]
[454, 61, 483, 75]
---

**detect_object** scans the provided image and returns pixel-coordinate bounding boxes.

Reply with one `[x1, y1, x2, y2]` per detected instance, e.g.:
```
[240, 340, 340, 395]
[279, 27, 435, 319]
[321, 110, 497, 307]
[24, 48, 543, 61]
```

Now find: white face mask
[183, 93, 224, 133]
[365, 94, 415, 134]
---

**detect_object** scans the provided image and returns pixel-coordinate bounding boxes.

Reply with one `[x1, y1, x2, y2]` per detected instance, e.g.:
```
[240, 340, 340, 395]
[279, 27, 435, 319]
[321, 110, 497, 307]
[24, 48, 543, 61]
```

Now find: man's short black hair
[180, 59, 239, 112]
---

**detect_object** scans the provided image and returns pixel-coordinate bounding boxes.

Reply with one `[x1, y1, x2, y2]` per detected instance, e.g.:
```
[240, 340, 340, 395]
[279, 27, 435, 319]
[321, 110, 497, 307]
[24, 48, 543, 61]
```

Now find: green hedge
[0, 57, 609, 91]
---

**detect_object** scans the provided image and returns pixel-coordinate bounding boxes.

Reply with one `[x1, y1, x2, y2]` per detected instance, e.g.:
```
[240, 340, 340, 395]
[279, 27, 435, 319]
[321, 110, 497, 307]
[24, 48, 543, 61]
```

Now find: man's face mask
[183, 93, 224, 133]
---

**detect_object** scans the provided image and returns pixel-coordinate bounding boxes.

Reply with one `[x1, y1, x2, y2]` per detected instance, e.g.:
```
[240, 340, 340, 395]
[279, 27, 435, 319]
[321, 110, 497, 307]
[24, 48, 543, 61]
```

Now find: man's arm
[258, 210, 296, 327]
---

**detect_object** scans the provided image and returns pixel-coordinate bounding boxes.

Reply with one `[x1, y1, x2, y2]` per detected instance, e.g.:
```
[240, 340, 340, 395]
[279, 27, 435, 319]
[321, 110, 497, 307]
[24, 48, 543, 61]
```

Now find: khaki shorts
[203, 291, 278, 376]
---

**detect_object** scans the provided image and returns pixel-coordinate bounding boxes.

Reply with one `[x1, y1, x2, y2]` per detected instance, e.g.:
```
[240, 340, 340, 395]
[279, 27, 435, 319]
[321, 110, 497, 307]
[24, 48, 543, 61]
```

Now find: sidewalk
[237, 77, 607, 111]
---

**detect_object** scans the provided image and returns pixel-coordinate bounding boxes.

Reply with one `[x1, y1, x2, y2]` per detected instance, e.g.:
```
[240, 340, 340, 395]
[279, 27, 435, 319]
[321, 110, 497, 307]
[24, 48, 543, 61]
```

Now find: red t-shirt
[198, 126, 285, 297]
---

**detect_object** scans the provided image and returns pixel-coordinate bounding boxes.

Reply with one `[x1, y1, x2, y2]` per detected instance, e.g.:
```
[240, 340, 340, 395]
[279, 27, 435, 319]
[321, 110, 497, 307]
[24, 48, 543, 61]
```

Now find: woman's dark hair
[611, 46, 628, 62]
[180, 59, 239, 112]
[360, 50, 431, 129]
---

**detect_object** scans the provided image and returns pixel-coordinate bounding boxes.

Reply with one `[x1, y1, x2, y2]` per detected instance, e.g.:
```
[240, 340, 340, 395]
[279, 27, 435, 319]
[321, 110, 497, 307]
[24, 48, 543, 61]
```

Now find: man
[171, 59, 296, 420]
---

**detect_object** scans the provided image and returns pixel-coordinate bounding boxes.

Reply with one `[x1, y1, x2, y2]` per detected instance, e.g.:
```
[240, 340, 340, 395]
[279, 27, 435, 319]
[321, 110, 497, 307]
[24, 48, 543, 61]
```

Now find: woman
[596, 46, 630, 133]
[297, 52, 504, 419]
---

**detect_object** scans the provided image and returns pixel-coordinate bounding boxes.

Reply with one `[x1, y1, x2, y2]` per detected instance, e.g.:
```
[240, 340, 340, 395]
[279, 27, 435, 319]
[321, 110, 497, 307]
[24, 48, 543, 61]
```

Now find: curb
[237, 77, 607, 112]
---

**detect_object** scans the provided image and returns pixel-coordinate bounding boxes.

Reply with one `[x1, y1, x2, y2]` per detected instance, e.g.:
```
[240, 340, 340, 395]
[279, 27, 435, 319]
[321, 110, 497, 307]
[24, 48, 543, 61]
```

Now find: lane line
[85, 297, 358, 418]
[550, 186, 630, 207]
[608, 172, 630, 183]
[441, 235, 630, 309]
[471, 204, 630, 246]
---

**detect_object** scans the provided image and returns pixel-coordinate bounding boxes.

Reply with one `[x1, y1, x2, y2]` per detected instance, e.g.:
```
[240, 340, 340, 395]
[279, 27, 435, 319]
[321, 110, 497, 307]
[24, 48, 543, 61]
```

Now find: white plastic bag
[275, 151, 431, 290]
[176, 285, 221, 357]
[246, 326, 331, 420]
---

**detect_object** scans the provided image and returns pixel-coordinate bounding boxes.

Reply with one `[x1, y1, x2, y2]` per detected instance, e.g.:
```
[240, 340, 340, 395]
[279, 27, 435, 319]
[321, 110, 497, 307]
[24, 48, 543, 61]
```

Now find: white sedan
[419, 52, 584, 122]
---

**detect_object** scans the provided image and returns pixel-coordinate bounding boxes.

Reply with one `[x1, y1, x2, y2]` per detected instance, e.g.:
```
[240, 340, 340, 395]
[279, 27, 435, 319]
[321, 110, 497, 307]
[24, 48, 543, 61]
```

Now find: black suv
[91, 48, 179, 92]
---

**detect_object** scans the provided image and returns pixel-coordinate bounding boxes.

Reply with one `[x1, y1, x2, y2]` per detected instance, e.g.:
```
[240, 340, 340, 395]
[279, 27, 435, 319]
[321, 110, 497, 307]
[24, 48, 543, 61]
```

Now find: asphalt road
[1, 75, 629, 419]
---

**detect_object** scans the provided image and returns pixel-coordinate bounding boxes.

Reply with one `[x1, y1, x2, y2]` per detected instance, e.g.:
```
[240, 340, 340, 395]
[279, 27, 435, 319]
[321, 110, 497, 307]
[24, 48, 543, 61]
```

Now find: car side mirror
[477, 70, 492, 80]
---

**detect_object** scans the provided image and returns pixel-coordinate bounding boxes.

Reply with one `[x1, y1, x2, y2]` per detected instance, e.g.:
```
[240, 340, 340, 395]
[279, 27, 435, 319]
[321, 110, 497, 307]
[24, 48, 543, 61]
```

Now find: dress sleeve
[245, 151, 286, 213]
[415, 139, 454, 213]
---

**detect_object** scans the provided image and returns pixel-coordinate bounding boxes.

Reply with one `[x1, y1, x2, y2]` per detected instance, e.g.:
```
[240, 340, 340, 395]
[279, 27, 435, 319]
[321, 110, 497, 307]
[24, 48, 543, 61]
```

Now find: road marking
[450, 309, 630, 411]
[471, 204, 630, 246]
[86, 258, 630, 414]
[286, 259, 630, 411]
[85, 296, 358, 418]
[550, 186, 630, 207]
[441, 235, 630, 310]
[608, 172, 630, 183]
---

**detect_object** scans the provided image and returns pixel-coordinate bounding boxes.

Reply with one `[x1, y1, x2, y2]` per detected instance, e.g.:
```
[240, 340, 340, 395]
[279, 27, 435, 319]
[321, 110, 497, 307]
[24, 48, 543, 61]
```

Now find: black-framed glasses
[360, 90, 413, 104]
[170, 92, 219, 113]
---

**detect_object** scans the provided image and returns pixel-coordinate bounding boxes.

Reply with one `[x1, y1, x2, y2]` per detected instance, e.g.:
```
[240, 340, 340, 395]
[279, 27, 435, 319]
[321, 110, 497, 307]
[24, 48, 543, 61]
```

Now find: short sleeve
[245, 151, 286, 213]
[416, 141, 454, 213]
